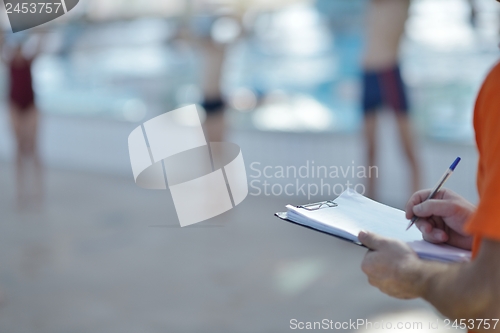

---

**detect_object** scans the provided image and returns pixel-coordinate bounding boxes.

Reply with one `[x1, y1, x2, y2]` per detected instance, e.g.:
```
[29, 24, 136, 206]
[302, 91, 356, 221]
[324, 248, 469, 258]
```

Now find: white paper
[284, 188, 471, 262]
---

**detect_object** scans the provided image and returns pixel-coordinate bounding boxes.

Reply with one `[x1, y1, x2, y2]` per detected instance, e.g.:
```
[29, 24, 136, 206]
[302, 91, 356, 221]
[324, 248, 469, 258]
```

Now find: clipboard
[274, 199, 366, 248]
[274, 189, 472, 263]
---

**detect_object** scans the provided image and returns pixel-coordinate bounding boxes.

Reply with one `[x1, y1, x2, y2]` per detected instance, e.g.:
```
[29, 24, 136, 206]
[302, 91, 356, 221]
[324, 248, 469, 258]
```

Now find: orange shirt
[465, 61, 500, 256]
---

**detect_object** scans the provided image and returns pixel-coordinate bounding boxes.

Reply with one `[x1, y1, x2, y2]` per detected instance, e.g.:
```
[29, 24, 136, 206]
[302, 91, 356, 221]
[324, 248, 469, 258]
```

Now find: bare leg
[467, 0, 478, 28]
[9, 105, 43, 209]
[395, 112, 421, 194]
[24, 106, 43, 205]
[9, 105, 25, 206]
[203, 111, 225, 143]
[364, 112, 377, 199]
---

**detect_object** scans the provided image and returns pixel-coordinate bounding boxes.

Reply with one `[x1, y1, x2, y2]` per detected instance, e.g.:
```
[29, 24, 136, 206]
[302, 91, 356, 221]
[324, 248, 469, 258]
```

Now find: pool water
[5, 0, 498, 143]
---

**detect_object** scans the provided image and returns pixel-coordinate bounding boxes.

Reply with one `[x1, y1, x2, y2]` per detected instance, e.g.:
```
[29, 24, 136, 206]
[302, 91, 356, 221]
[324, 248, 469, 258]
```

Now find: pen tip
[450, 157, 461, 171]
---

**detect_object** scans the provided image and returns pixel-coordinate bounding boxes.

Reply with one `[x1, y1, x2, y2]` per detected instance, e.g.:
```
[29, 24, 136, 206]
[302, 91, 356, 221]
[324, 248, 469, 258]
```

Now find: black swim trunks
[201, 98, 225, 115]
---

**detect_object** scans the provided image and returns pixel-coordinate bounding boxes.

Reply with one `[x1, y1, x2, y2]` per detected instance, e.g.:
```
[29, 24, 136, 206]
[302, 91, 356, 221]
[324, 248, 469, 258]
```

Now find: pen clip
[297, 200, 338, 211]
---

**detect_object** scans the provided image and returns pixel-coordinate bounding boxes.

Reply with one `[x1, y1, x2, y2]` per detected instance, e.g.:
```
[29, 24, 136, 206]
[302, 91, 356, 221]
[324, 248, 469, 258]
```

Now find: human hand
[405, 189, 475, 250]
[359, 231, 425, 299]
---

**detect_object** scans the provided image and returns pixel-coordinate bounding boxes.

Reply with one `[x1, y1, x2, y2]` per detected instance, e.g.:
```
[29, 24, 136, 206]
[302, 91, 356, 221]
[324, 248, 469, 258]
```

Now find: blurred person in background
[468, 0, 479, 28]
[362, 0, 420, 199]
[199, 15, 227, 144]
[182, 0, 242, 143]
[2, 34, 44, 209]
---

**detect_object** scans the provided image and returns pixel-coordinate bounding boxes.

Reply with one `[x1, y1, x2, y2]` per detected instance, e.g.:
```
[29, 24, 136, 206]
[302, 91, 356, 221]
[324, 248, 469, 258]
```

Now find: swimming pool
[6, 0, 497, 143]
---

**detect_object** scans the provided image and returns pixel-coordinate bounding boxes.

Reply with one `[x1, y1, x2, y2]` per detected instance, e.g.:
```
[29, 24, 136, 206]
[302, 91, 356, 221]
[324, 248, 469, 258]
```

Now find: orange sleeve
[465, 62, 500, 248]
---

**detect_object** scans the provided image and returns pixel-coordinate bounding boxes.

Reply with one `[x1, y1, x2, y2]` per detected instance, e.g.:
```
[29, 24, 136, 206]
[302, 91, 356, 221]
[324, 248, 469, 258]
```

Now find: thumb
[358, 231, 387, 250]
[413, 199, 456, 218]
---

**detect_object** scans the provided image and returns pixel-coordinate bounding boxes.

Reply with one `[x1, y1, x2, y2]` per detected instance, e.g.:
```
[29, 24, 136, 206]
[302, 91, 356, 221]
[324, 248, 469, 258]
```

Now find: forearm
[418, 262, 489, 319]
[416, 241, 500, 331]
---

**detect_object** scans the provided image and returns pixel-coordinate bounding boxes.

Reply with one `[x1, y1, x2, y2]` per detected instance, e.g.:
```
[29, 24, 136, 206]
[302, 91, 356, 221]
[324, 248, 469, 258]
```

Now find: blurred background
[0, 0, 498, 332]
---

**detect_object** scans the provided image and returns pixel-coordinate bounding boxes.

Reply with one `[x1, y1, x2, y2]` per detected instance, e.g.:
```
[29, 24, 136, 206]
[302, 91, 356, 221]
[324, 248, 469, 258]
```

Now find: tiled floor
[0, 163, 452, 333]
[0, 117, 475, 332]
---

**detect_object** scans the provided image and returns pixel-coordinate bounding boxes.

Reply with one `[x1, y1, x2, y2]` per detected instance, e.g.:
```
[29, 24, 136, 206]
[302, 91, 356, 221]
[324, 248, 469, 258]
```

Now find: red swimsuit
[9, 57, 35, 111]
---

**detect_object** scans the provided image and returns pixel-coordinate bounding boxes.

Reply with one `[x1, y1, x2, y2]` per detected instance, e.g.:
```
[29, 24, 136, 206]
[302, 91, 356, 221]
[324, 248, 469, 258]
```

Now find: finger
[367, 277, 379, 288]
[414, 220, 434, 234]
[412, 199, 458, 218]
[361, 254, 372, 275]
[405, 189, 450, 219]
[422, 229, 449, 244]
[415, 221, 448, 242]
[358, 231, 388, 250]
[405, 190, 433, 219]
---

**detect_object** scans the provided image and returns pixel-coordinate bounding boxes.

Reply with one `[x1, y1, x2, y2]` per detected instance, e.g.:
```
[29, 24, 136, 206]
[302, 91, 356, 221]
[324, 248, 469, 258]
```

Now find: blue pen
[406, 157, 461, 231]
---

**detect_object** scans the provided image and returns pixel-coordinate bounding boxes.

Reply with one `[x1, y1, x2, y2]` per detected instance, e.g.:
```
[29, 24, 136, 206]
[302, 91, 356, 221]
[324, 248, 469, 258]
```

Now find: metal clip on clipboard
[296, 200, 338, 211]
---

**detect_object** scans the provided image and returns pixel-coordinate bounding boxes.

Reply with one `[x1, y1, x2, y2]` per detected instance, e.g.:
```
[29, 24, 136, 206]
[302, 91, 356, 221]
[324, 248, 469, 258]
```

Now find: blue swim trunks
[362, 66, 409, 115]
